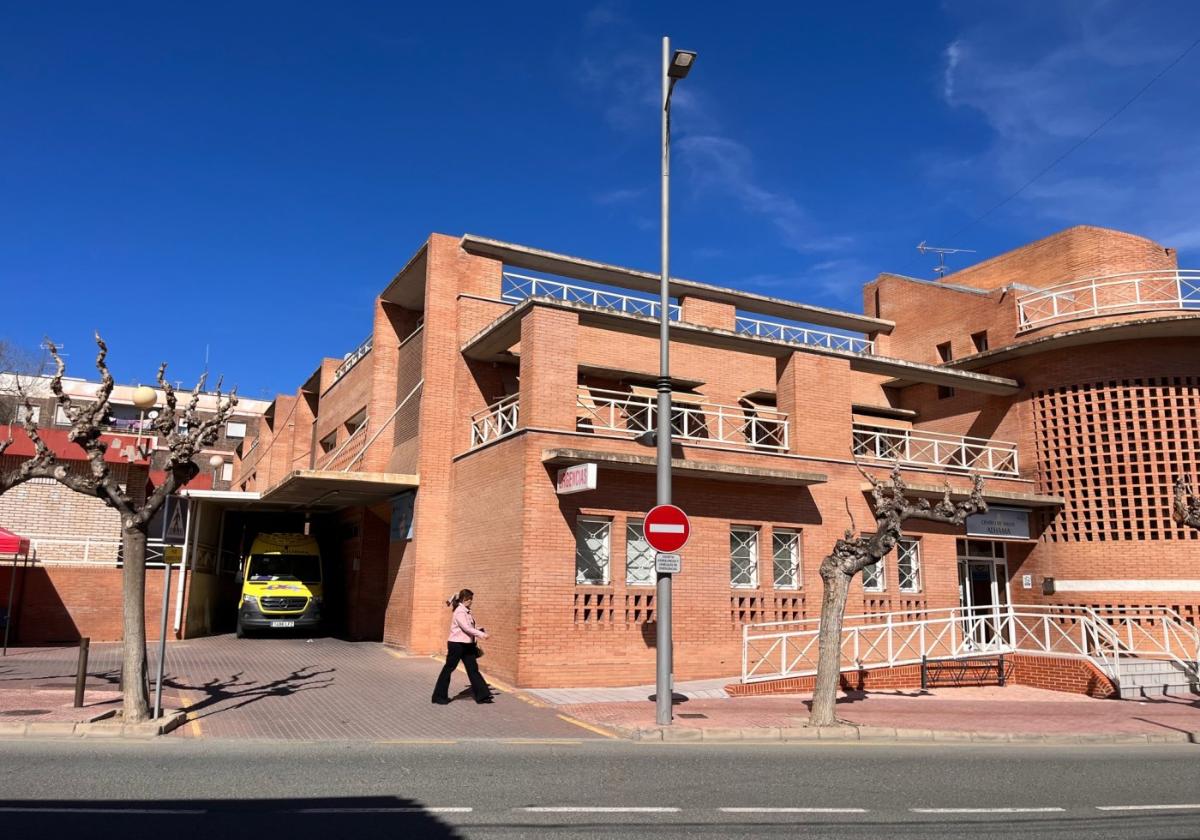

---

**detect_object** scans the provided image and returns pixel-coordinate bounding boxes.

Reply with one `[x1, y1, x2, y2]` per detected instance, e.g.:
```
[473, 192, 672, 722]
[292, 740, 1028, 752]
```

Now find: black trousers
[432, 642, 490, 702]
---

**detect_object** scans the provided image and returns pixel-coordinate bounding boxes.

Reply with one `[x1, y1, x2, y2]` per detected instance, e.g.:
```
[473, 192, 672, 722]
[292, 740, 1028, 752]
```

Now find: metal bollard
[998, 653, 1006, 687]
[920, 654, 928, 690]
[74, 637, 90, 708]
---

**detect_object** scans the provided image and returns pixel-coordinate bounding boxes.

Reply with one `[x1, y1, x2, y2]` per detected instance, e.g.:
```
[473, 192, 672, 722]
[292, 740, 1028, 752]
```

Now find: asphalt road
[2, 739, 1199, 839]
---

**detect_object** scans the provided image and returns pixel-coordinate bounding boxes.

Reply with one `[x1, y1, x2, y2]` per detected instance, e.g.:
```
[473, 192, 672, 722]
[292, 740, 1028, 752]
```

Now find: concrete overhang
[859, 480, 1064, 509]
[464, 298, 1020, 396]
[259, 470, 419, 509]
[461, 234, 894, 335]
[543, 447, 827, 487]
[933, 312, 1200, 374]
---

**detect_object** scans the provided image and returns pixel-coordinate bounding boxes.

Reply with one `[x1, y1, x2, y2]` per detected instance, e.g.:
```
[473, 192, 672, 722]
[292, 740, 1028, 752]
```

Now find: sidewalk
[555, 684, 1200, 743]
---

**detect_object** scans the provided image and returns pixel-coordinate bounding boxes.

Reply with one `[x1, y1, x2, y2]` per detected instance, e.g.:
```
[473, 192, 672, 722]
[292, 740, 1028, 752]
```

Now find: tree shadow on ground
[0, 797, 463, 839]
[164, 666, 336, 721]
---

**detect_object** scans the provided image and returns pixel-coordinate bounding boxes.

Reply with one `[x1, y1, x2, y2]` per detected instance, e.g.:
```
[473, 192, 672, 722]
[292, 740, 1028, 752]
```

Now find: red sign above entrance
[644, 504, 691, 554]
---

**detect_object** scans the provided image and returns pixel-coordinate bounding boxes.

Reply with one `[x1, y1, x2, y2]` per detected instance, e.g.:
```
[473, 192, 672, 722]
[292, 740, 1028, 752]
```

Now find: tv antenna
[917, 242, 976, 278]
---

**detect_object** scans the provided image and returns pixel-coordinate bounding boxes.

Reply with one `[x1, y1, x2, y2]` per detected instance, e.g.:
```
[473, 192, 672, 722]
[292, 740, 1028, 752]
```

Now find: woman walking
[431, 588, 493, 705]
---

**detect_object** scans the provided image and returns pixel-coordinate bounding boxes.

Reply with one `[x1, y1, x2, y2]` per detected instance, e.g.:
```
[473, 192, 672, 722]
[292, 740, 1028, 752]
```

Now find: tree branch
[1175, 476, 1200, 530]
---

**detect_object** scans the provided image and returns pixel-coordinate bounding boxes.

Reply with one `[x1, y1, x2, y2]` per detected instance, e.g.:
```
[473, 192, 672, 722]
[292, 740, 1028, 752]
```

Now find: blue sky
[3, 1, 1198, 398]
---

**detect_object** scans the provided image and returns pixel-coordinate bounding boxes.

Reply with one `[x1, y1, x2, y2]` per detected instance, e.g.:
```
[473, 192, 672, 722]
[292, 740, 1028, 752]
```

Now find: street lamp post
[656, 37, 696, 727]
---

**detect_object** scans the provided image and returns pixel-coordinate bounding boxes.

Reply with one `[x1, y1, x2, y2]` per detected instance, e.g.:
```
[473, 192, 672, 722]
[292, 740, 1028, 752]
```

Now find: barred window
[772, 528, 801, 589]
[625, 519, 656, 586]
[862, 553, 885, 591]
[897, 538, 921, 592]
[730, 526, 759, 589]
[575, 516, 611, 585]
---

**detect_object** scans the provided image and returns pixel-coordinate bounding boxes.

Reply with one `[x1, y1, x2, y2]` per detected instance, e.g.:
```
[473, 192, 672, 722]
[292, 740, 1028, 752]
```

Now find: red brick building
[214, 224, 1196, 687]
[6, 224, 1196, 689]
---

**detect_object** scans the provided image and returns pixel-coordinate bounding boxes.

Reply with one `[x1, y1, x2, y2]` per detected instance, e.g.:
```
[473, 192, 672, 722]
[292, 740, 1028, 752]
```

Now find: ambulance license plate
[270, 620, 295, 628]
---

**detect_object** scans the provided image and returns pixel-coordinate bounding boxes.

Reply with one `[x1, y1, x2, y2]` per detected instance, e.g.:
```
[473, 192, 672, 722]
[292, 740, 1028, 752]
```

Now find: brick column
[518, 306, 580, 431]
[680, 296, 736, 331]
[776, 351, 854, 458]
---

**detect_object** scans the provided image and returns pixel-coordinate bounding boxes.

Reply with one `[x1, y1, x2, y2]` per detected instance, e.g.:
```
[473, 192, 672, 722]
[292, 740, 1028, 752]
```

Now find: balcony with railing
[1015, 269, 1200, 332]
[470, 394, 520, 447]
[577, 387, 788, 452]
[735, 316, 876, 354]
[332, 335, 374, 383]
[852, 423, 1018, 476]
[502, 271, 681, 321]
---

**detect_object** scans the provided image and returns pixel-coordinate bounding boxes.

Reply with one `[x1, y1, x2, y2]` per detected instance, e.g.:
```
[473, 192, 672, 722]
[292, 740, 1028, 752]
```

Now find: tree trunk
[120, 523, 151, 722]
[810, 558, 852, 727]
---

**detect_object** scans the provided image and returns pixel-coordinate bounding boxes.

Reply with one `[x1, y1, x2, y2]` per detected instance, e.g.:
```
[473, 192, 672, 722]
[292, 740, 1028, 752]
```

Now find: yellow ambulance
[236, 533, 324, 637]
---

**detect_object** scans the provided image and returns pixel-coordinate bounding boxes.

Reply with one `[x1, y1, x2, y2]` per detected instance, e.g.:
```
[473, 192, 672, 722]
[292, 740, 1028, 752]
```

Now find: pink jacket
[448, 604, 488, 643]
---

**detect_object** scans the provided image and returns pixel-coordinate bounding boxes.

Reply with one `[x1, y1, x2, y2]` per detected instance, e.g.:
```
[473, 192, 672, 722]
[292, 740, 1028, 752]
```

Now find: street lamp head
[668, 49, 697, 79]
[131, 385, 157, 410]
[208, 454, 225, 470]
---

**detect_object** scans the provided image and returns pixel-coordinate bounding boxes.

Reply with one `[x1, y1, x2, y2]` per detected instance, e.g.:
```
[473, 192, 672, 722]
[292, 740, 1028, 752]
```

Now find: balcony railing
[578, 386, 788, 452]
[333, 335, 373, 382]
[471, 394, 520, 447]
[852, 423, 1018, 476]
[502, 272, 681, 322]
[736, 316, 876, 354]
[1015, 269, 1200, 332]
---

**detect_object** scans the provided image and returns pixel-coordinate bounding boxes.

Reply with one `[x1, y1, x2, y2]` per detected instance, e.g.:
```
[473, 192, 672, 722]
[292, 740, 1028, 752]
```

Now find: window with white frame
[54, 404, 70, 426]
[16, 404, 40, 424]
[861, 553, 885, 591]
[221, 462, 234, 482]
[225, 421, 247, 439]
[575, 516, 611, 585]
[625, 519, 655, 586]
[897, 538, 921, 592]
[730, 526, 760, 589]
[772, 528, 801, 589]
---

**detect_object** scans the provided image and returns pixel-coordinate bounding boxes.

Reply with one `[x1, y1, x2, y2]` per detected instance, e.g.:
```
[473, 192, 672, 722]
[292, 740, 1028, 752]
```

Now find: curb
[619, 723, 1200, 745]
[0, 710, 187, 740]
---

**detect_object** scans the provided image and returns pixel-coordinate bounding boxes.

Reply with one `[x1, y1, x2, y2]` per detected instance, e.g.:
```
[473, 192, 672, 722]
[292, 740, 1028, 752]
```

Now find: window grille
[730, 526, 760, 589]
[772, 528, 801, 589]
[625, 520, 655, 586]
[575, 516, 611, 585]
[862, 553, 885, 591]
[897, 538, 921, 592]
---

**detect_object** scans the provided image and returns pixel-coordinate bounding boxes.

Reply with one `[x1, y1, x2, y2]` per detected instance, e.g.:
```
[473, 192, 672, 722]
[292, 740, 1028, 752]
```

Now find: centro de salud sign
[556, 463, 597, 495]
[966, 506, 1031, 540]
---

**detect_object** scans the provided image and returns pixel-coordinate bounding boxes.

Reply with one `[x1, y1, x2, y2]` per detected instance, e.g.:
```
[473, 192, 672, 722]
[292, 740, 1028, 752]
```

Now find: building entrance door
[956, 539, 1010, 650]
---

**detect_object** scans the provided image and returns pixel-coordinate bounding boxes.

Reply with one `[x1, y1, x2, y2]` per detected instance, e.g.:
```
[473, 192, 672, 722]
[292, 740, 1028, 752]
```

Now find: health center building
[221, 224, 1198, 688]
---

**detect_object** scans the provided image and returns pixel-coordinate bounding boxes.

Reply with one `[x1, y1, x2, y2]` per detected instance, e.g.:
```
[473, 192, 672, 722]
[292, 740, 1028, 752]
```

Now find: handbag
[474, 642, 485, 658]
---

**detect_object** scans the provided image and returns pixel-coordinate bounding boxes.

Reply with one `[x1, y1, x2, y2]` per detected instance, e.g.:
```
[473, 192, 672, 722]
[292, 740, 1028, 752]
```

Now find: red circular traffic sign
[644, 504, 691, 553]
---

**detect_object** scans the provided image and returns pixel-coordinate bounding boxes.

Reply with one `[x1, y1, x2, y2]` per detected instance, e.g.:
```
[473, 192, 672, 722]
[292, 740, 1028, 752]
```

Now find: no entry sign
[644, 504, 691, 553]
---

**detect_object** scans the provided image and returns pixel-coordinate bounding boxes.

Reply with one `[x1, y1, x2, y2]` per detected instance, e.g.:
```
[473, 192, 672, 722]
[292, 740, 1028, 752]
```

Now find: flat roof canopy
[260, 470, 419, 508]
[462, 234, 894, 335]
[859, 480, 1064, 509]
[543, 447, 827, 487]
[464, 298, 1020, 396]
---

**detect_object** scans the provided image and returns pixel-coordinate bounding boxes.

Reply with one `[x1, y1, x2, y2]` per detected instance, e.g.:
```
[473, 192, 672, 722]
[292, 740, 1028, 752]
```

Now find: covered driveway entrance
[177, 470, 416, 642]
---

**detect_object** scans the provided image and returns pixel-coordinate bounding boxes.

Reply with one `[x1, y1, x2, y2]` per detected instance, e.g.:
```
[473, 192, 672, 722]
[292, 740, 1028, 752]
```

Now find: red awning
[0, 527, 29, 556]
[0, 425, 153, 466]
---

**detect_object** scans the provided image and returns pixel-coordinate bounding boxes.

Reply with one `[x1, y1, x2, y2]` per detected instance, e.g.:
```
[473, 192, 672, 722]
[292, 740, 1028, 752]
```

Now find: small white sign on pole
[556, 463, 597, 495]
[655, 553, 682, 574]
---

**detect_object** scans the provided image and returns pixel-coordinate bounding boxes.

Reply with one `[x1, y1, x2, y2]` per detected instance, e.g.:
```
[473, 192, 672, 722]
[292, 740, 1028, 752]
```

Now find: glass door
[956, 540, 1011, 651]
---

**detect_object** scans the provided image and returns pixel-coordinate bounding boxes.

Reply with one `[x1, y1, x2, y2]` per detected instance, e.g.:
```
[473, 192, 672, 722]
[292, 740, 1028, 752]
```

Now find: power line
[947, 34, 1200, 241]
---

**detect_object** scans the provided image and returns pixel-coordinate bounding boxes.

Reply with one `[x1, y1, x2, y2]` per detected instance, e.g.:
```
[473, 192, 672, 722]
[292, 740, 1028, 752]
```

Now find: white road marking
[299, 807, 472, 813]
[520, 806, 681, 813]
[0, 807, 206, 814]
[1096, 804, 1200, 811]
[720, 807, 868, 814]
[911, 807, 1065, 814]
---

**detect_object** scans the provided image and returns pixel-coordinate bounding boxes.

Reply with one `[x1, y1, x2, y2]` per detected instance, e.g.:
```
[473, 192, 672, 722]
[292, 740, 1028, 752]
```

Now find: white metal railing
[741, 604, 1200, 688]
[736, 316, 875, 354]
[1016, 269, 1200, 332]
[470, 394, 520, 447]
[852, 423, 1018, 476]
[578, 386, 789, 452]
[19, 536, 181, 567]
[332, 335, 374, 382]
[502, 272, 681, 322]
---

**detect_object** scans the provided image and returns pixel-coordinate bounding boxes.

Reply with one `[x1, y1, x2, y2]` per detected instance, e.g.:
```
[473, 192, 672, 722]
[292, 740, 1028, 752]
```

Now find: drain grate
[677, 713, 708, 719]
[1, 709, 50, 716]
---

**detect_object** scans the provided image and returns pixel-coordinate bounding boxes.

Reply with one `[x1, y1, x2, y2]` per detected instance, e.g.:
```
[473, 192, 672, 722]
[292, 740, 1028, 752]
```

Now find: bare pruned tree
[0, 334, 236, 722]
[810, 464, 987, 727]
[1174, 476, 1200, 531]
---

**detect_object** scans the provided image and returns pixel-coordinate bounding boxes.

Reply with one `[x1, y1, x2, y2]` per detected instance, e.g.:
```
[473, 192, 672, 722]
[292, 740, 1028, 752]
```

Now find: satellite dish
[148, 410, 160, 420]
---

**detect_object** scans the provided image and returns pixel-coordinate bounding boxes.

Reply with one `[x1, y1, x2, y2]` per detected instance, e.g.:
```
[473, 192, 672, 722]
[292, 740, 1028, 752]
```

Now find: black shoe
[431, 697, 451, 705]
[475, 696, 494, 704]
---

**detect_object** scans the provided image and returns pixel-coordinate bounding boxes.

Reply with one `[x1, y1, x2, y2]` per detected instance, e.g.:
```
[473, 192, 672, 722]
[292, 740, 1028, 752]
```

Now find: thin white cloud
[593, 187, 644, 205]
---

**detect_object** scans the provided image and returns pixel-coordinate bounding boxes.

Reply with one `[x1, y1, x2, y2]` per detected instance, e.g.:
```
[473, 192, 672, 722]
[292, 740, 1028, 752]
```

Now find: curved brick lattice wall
[1034, 376, 1200, 543]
